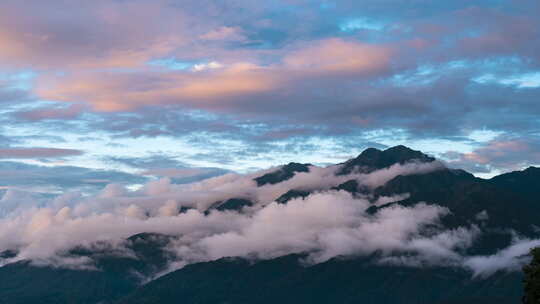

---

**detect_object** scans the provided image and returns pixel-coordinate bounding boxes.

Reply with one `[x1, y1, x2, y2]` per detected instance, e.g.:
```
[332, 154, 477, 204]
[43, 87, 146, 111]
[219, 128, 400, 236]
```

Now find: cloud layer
[0, 161, 536, 279]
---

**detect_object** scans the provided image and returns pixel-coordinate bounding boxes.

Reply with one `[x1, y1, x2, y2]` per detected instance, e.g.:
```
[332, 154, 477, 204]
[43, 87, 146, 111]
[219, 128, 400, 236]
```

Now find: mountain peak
[254, 162, 311, 186]
[384, 145, 415, 153]
[337, 145, 435, 175]
[359, 147, 382, 156]
[525, 166, 540, 173]
[489, 165, 540, 197]
[382, 145, 432, 159]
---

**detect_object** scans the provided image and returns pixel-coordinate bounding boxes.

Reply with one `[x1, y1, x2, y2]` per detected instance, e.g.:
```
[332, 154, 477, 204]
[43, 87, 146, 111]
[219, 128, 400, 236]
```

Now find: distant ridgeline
[1, 145, 539, 304]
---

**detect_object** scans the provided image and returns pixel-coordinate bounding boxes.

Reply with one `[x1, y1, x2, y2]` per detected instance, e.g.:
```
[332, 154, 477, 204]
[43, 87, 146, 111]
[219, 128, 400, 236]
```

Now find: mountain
[254, 162, 311, 186]
[373, 168, 539, 235]
[118, 255, 523, 304]
[337, 145, 435, 175]
[0, 145, 538, 304]
[0, 233, 175, 304]
[119, 157, 539, 304]
[276, 189, 311, 204]
[369, 168, 540, 256]
[489, 166, 540, 197]
[208, 198, 254, 212]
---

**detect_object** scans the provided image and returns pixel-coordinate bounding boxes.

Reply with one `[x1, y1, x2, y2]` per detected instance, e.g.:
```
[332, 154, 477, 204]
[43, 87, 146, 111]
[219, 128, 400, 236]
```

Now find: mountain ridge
[337, 145, 436, 175]
[0, 145, 538, 304]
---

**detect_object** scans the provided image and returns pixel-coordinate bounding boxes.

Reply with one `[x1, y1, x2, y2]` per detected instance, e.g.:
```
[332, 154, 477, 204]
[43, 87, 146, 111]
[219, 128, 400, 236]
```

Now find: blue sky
[0, 0, 539, 193]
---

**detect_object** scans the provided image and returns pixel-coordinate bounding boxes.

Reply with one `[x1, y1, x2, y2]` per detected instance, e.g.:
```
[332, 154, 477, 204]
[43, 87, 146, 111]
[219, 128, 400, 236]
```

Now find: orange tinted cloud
[0, 28, 179, 69]
[36, 63, 280, 111]
[0, 0, 185, 69]
[453, 138, 540, 172]
[284, 38, 392, 74]
[34, 38, 395, 112]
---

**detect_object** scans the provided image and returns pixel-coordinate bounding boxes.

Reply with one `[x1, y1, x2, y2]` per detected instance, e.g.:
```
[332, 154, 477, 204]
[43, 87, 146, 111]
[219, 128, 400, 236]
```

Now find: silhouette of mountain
[118, 254, 522, 304]
[0, 146, 538, 304]
[337, 145, 435, 175]
[254, 162, 311, 186]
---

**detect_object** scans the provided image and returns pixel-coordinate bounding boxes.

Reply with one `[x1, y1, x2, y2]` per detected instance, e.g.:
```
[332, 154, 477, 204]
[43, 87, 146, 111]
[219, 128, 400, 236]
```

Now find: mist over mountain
[0, 145, 539, 303]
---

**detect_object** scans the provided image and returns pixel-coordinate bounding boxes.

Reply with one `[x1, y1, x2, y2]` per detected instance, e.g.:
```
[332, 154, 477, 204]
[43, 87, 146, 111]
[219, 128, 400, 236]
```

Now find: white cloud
[192, 61, 224, 72]
[464, 238, 540, 277]
[0, 160, 533, 279]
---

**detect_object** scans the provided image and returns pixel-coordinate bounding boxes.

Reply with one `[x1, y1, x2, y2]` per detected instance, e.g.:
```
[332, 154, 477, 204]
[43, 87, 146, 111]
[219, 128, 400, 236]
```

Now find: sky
[0, 0, 539, 194]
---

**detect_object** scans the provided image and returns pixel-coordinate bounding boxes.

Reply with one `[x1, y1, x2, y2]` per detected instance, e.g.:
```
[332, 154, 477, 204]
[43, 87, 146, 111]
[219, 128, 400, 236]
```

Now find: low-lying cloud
[464, 238, 540, 277]
[0, 161, 537, 280]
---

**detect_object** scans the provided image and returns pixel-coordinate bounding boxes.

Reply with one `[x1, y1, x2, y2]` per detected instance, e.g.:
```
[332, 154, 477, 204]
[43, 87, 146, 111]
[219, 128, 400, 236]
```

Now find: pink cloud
[16, 104, 86, 121]
[0, 0, 186, 69]
[0, 148, 84, 159]
[35, 63, 280, 111]
[451, 7, 540, 60]
[284, 38, 392, 74]
[34, 38, 395, 112]
[200, 27, 247, 42]
[447, 138, 540, 173]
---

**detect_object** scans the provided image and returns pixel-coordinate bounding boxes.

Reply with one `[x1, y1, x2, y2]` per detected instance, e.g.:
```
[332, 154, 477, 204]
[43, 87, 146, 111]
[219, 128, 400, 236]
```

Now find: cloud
[196, 195, 449, 264]
[35, 63, 280, 111]
[283, 38, 392, 74]
[30, 46, 539, 146]
[358, 160, 445, 188]
[0, 0, 187, 69]
[141, 168, 229, 183]
[0, 160, 485, 276]
[0, 159, 536, 279]
[0, 181, 447, 270]
[0, 147, 83, 159]
[192, 61, 224, 72]
[106, 154, 230, 183]
[0, 0, 539, 256]
[464, 238, 540, 277]
[0, 189, 51, 217]
[0, 161, 147, 195]
[15, 104, 86, 121]
[0, 0, 537, 178]
[107, 155, 191, 170]
[445, 136, 540, 173]
[200, 27, 247, 42]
